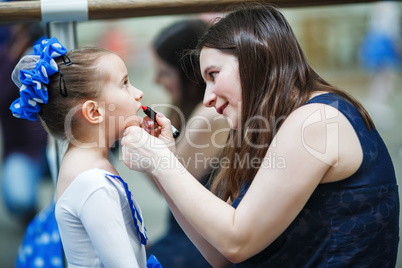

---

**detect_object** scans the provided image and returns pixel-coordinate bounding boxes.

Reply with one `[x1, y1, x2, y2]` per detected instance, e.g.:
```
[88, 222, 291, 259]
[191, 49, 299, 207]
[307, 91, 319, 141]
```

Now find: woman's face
[200, 47, 242, 129]
[99, 53, 143, 139]
[152, 51, 182, 103]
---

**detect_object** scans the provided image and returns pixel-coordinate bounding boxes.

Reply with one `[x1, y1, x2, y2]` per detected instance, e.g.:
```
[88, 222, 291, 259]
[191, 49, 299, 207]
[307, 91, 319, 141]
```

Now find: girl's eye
[123, 80, 129, 88]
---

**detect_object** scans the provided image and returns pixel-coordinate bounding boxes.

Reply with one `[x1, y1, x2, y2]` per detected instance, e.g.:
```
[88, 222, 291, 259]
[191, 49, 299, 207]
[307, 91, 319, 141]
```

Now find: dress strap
[105, 174, 148, 245]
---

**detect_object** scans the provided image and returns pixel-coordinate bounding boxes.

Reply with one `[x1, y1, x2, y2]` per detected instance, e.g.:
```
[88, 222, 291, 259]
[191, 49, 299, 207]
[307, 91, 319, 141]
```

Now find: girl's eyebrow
[120, 74, 128, 85]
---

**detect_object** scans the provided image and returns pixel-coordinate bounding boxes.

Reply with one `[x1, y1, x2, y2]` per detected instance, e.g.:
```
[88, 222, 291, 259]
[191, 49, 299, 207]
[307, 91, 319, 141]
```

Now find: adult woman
[148, 19, 227, 267]
[122, 4, 399, 267]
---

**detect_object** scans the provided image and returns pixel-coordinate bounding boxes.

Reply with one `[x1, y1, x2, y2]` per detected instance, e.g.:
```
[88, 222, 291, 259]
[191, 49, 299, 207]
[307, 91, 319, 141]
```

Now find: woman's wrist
[168, 142, 176, 154]
[151, 150, 184, 178]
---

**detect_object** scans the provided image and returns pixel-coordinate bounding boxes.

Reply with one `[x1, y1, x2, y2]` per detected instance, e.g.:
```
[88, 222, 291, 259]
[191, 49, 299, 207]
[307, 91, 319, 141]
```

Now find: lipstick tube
[142, 106, 180, 139]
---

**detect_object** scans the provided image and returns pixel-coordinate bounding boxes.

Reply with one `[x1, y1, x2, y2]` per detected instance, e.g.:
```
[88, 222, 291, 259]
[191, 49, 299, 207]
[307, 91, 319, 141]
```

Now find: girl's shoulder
[57, 166, 119, 202]
[55, 169, 123, 217]
[58, 150, 116, 181]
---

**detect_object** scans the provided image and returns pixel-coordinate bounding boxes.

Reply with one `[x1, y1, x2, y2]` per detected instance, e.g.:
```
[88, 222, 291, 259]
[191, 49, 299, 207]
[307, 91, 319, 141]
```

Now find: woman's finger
[155, 112, 173, 138]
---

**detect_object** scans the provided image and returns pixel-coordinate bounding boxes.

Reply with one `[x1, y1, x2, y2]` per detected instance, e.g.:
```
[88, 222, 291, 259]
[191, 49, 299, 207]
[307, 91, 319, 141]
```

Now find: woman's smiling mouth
[216, 102, 229, 115]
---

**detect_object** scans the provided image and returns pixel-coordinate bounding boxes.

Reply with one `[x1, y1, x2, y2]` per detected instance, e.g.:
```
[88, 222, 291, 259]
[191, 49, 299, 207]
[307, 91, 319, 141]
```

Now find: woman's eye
[209, 72, 217, 80]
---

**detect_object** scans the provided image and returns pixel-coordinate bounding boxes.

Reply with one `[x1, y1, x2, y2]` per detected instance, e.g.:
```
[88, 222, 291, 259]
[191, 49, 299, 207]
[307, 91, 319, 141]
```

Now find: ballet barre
[0, 0, 381, 24]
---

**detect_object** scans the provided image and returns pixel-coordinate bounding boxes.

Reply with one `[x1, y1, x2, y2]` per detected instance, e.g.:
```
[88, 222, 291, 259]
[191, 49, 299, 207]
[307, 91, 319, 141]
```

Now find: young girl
[10, 37, 161, 267]
[121, 3, 400, 267]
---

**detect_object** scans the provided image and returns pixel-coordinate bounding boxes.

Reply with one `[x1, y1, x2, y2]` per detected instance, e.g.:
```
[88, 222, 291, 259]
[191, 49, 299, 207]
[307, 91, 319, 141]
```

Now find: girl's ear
[82, 100, 104, 124]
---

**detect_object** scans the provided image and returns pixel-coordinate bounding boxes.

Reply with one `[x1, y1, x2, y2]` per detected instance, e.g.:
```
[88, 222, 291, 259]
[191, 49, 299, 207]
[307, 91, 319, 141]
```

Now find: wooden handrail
[0, 0, 381, 24]
[0, 1, 41, 23]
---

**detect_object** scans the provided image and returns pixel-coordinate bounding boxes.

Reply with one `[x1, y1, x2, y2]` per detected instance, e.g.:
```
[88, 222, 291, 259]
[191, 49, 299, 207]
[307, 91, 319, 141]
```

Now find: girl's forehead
[101, 53, 125, 70]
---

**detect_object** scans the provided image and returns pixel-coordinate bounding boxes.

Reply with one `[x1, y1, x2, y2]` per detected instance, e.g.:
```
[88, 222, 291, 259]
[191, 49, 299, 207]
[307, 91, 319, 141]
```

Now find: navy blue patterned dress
[232, 93, 399, 267]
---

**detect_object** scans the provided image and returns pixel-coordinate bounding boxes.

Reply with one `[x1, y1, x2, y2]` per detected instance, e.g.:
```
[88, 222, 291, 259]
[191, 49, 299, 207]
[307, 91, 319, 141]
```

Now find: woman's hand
[141, 111, 175, 150]
[121, 112, 176, 174]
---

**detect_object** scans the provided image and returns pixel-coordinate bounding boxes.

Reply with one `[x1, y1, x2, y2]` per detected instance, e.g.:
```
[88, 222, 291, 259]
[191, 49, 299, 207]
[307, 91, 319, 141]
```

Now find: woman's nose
[203, 88, 216, 107]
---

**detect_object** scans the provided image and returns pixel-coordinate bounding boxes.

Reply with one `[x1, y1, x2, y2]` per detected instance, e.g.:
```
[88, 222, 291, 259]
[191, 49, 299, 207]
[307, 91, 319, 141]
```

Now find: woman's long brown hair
[195, 3, 374, 201]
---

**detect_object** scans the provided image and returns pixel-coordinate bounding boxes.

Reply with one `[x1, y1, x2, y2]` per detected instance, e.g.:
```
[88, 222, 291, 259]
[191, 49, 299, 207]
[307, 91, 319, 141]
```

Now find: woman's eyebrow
[203, 65, 216, 79]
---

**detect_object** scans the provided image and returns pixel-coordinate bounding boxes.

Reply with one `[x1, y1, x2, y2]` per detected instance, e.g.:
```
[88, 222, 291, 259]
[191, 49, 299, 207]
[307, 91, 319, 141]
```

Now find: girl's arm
[80, 186, 142, 267]
[123, 103, 361, 263]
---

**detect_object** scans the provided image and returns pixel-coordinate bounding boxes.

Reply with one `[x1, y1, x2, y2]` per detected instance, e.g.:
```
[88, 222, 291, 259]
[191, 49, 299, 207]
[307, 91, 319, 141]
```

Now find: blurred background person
[146, 19, 228, 267]
[0, 23, 50, 225]
[359, 1, 401, 129]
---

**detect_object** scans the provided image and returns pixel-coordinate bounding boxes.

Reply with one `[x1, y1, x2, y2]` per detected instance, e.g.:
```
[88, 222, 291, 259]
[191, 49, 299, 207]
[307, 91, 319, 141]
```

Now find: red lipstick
[142, 106, 180, 139]
[216, 102, 228, 115]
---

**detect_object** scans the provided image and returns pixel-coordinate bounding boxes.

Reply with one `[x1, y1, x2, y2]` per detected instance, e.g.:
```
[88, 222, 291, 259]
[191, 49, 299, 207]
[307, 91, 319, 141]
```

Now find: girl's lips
[216, 102, 229, 114]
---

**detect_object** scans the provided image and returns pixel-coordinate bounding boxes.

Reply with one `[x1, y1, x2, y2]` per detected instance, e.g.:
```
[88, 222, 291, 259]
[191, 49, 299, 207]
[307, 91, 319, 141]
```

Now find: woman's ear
[82, 100, 104, 124]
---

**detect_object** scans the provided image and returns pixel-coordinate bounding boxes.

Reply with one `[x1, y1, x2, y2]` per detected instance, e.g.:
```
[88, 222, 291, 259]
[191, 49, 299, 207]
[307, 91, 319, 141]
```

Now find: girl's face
[152, 51, 182, 103]
[200, 47, 242, 129]
[99, 53, 143, 138]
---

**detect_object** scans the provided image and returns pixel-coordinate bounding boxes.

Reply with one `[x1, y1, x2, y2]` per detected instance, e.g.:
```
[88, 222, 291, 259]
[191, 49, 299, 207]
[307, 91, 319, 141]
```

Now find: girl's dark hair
[40, 47, 113, 140]
[195, 3, 374, 201]
[153, 19, 208, 129]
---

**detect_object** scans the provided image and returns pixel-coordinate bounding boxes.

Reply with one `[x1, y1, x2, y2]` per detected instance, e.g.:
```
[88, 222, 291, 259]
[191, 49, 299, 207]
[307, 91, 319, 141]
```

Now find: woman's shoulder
[281, 93, 349, 145]
[286, 99, 338, 127]
[273, 94, 343, 156]
[289, 92, 364, 136]
[276, 92, 362, 179]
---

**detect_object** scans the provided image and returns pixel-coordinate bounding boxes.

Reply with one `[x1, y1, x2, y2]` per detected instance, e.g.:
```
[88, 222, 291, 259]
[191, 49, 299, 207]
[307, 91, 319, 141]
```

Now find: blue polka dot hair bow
[10, 37, 67, 121]
[105, 174, 148, 245]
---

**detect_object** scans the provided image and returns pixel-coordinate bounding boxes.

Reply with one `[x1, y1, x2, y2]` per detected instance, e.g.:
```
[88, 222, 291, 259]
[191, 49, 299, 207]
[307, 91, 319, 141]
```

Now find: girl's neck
[64, 142, 118, 175]
[67, 143, 110, 160]
[72, 121, 117, 152]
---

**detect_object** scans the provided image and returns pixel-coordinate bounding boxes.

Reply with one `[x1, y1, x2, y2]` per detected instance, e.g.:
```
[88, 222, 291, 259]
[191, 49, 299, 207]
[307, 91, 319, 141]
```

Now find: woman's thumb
[155, 112, 173, 138]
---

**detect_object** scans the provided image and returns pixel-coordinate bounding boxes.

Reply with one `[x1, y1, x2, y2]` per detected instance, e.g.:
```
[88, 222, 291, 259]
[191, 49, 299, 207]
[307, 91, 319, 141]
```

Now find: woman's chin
[225, 116, 237, 130]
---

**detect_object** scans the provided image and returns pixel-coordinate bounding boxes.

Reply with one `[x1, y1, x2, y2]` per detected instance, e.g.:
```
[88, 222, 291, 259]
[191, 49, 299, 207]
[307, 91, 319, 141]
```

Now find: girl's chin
[115, 121, 140, 138]
[127, 122, 140, 128]
[125, 118, 141, 129]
